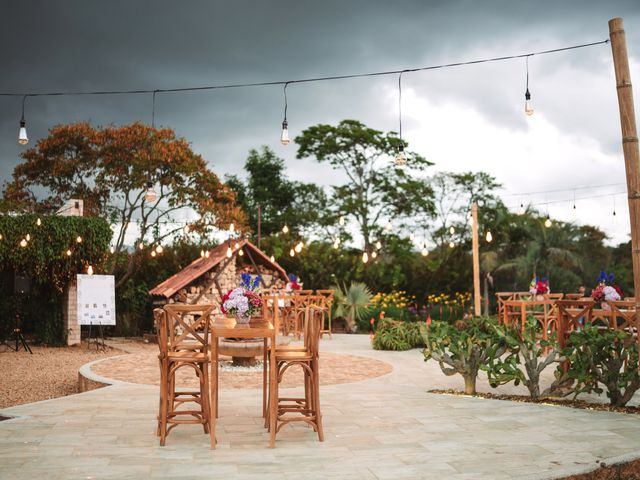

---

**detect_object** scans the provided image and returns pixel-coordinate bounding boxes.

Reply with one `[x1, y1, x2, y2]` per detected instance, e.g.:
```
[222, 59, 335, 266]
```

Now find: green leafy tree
[296, 120, 434, 248]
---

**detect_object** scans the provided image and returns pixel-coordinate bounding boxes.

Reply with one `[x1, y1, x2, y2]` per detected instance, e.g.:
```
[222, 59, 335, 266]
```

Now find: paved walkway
[2, 335, 640, 479]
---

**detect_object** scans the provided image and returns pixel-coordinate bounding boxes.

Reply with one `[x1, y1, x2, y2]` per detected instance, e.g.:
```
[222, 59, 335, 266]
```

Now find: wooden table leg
[210, 336, 218, 449]
[262, 338, 267, 418]
[269, 332, 277, 448]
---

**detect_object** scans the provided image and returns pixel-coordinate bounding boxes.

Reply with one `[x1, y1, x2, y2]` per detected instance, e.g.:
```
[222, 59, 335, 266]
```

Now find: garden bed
[559, 458, 640, 479]
[429, 389, 640, 415]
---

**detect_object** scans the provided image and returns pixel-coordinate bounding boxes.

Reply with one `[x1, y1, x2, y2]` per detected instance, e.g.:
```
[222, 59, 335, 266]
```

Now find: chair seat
[167, 351, 209, 362]
[275, 351, 313, 361]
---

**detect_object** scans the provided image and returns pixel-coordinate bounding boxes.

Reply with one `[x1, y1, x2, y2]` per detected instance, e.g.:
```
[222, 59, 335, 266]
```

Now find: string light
[87, 265, 94, 275]
[239, 249, 244, 256]
[409, 233, 415, 241]
[200, 249, 205, 258]
[449, 226, 455, 235]
[544, 216, 552, 228]
[155, 245, 163, 254]
[518, 202, 525, 215]
[226, 244, 233, 258]
[280, 82, 290, 145]
[234, 241, 240, 249]
[270, 255, 275, 263]
[76, 235, 83, 243]
[362, 251, 369, 264]
[282, 224, 289, 234]
[183, 224, 190, 234]
[25, 233, 31, 241]
[0, 233, 3, 241]
[384, 221, 392, 233]
[448, 241, 455, 248]
[371, 251, 378, 259]
[109, 246, 115, 254]
[18, 95, 28, 145]
[144, 182, 157, 203]
[294, 242, 303, 254]
[421, 245, 429, 257]
[205, 250, 210, 258]
[19, 238, 27, 248]
[65, 249, 72, 256]
[394, 71, 408, 167]
[486, 231, 493, 243]
[339, 216, 345, 226]
[229, 223, 235, 233]
[375, 240, 382, 250]
[289, 248, 295, 257]
[333, 239, 340, 249]
[36, 218, 42, 226]
[151, 250, 157, 257]
[524, 56, 534, 116]
[138, 242, 144, 250]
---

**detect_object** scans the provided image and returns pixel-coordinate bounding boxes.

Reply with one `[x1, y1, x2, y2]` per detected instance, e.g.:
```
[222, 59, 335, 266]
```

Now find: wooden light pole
[609, 18, 640, 321]
[471, 202, 481, 316]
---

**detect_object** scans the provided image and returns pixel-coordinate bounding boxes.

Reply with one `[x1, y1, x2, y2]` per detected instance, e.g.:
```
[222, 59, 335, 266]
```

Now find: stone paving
[2, 334, 640, 479]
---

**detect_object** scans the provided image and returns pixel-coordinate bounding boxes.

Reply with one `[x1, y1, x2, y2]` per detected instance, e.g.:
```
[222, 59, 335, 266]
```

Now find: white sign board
[77, 274, 116, 325]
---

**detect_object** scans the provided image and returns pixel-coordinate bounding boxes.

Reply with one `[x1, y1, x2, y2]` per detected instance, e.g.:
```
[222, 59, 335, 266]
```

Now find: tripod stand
[11, 312, 32, 354]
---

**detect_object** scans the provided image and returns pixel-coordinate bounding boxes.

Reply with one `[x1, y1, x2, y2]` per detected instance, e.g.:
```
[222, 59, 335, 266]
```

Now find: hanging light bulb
[18, 96, 28, 145]
[375, 241, 382, 250]
[486, 231, 493, 243]
[294, 242, 303, 254]
[109, 246, 115, 254]
[409, 233, 415, 241]
[229, 223, 235, 233]
[524, 57, 534, 116]
[270, 255, 275, 263]
[138, 242, 144, 250]
[469, 214, 474, 226]
[0, 233, 3, 241]
[290, 248, 295, 257]
[234, 241, 240, 249]
[280, 82, 290, 145]
[282, 224, 289, 234]
[339, 215, 345, 226]
[371, 251, 378, 259]
[76, 235, 83, 244]
[226, 245, 233, 258]
[20, 239, 27, 248]
[183, 224, 190, 234]
[544, 216, 552, 228]
[66, 249, 72, 256]
[395, 146, 407, 167]
[200, 249, 205, 258]
[449, 226, 455, 235]
[36, 218, 41, 226]
[155, 245, 163, 254]
[384, 221, 392, 233]
[449, 241, 455, 248]
[25, 233, 31, 241]
[518, 203, 525, 215]
[151, 250, 157, 258]
[333, 240, 340, 249]
[239, 249, 244, 256]
[362, 251, 369, 264]
[87, 265, 94, 275]
[421, 245, 429, 257]
[144, 182, 157, 203]
[205, 250, 210, 258]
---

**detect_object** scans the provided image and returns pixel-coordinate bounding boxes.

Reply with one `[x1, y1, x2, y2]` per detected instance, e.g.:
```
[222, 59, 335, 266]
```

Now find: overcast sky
[0, 0, 639, 245]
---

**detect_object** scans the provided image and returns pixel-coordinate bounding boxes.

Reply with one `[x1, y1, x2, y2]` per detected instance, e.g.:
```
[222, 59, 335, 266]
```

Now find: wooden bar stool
[267, 305, 324, 443]
[157, 304, 213, 446]
[316, 289, 334, 338]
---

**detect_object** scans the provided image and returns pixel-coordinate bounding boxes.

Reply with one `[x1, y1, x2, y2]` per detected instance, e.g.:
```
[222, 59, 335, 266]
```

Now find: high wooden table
[209, 316, 277, 449]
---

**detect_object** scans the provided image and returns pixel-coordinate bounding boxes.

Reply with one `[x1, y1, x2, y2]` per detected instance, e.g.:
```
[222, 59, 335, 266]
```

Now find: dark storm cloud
[0, 0, 638, 185]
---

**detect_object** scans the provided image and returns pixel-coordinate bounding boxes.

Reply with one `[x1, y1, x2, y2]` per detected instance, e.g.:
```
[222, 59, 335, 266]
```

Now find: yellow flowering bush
[371, 290, 415, 310]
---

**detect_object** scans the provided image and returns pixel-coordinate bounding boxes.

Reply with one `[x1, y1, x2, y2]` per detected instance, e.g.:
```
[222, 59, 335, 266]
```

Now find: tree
[226, 146, 329, 239]
[2, 122, 246, 287]
[295, 120, 434, 249]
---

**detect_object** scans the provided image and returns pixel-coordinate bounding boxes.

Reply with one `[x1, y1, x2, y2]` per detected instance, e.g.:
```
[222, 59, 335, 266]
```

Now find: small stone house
[149, 239, 288, 308]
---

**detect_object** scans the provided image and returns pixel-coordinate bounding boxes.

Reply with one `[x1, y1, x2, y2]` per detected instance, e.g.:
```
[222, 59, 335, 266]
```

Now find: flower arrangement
[591, 271, 622, 306]
[286, 273, 302, 291]
[529, 277, 549, 296]
[221, 273, 263, 322]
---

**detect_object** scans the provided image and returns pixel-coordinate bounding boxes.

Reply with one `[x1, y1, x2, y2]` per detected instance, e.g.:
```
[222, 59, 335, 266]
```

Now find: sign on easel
[77, 274, 116, 325]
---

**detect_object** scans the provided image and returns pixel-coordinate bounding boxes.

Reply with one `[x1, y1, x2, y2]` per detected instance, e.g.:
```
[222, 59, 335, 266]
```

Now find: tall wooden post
[257, 204, 262, 248]
[471, 203, 481, 316]
[609, 18, 640, 330]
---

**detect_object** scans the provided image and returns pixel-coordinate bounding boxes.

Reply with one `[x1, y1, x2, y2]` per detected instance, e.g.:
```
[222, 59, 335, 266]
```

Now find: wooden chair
[315, 290, 334, 338]
[157, 304, 213, 446]
[565, 293, 584, 300]
[556, 300, 595, 372]
[268, 305, 324, 443]
[608, 300, 637, 333]
[495, 292, 516, 323]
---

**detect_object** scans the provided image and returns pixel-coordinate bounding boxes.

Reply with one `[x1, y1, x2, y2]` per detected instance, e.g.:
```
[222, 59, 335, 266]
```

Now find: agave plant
[333, 282, 372, 333]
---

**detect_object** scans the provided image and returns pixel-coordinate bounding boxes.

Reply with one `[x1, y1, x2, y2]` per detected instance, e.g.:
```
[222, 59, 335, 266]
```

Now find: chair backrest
[304, 305, 323, 356]
[261, 294, 281, 332]
[297, 289, 314, 296]
[556, 299, 595, 347]
[608, 300, 637, 332]
[544, 293, 564, 301]
[162, 304, 214, 354]
[564, 293, 583, 300]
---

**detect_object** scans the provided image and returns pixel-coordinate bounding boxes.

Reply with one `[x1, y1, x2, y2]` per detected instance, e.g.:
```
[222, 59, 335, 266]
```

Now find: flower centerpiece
[221, 273, 263, 324]
[529, 276, 549, 300]
[285, 273, 302, 292]
[591, 271, 622, 310]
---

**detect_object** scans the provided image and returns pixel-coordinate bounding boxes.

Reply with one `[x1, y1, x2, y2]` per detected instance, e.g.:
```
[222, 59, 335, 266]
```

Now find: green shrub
[423, 317, 505, 394]
[563, 326, 640, 407]
[372, 318, 425, 351]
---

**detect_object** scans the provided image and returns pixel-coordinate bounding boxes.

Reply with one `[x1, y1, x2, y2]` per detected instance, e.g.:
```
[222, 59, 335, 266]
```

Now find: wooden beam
[471, 202, 481, 317]
[609, 18, 640, 347]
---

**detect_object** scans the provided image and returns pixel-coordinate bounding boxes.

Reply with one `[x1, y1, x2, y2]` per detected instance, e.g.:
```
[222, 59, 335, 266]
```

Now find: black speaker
[14, 274, 30, 294]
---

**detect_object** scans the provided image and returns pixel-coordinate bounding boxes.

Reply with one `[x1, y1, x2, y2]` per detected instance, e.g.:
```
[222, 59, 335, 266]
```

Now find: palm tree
[333, 282, 373, 333]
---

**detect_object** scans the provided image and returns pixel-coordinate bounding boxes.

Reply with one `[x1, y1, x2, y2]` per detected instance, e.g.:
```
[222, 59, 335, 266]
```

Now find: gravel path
[0, 345, 121, 408]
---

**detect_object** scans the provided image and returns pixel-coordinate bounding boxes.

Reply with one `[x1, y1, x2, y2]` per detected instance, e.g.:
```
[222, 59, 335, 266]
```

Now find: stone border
[78, 354, 136, 391]
[523, 451, 640, 480]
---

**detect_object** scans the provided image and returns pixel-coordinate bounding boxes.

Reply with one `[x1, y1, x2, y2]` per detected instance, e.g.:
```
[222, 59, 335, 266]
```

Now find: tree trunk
[483, 276, 489, 317]
[463, 374, 477, 395]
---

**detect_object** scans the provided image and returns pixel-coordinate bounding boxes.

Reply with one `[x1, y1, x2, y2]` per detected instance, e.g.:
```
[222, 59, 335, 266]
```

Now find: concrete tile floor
[1, 334, 640, 479]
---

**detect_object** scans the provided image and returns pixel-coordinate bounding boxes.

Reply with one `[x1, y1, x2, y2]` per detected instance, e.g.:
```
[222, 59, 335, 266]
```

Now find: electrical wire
[0, 39, 609, 98]
[501, 182, 626, 197]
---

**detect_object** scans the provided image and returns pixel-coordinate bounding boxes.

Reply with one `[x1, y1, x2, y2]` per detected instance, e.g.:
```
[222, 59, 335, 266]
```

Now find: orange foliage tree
[2, 122, 246, 286]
